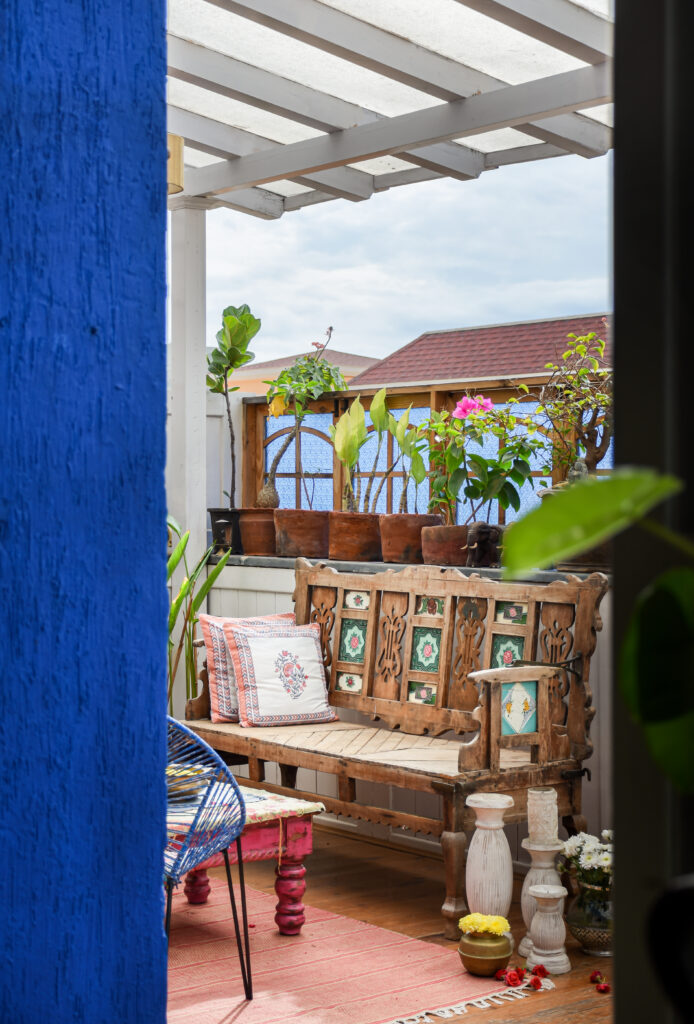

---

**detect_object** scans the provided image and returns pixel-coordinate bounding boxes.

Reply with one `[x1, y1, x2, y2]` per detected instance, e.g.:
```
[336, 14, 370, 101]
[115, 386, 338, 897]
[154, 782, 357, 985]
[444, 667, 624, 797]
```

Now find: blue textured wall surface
[0, 3, 168, 1021]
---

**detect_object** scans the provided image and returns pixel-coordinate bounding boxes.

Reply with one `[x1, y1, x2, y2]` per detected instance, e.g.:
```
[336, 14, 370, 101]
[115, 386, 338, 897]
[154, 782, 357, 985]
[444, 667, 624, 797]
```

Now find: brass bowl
[458, 932, 513, 976]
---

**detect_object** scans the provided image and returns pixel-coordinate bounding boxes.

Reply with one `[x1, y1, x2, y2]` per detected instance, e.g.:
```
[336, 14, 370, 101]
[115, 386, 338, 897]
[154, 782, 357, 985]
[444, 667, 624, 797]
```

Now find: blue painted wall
[0, 3, 168, 1020]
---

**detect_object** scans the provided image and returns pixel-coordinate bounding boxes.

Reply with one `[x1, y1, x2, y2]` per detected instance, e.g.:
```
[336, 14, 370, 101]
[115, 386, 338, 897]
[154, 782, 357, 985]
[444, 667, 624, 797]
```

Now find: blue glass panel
[300, 477, 333, 511]
[299, 423, 332, 474]
[274, 476, 296, 508]
[265, 428, 296, 474]
[504, 477, 552, 524]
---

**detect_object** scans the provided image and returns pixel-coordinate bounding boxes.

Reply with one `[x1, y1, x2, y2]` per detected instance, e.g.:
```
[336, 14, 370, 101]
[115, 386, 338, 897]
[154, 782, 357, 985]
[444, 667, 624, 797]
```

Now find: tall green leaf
[502, 469, 682, 578]
[167, 531, 189, 581]
[192, 550, 232, 612]
[369, 388, 389, 435]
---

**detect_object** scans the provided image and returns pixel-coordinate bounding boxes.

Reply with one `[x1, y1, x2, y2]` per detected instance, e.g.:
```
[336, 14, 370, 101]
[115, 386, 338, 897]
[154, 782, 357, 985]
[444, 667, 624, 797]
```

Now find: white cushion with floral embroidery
[222, 621, 338, 728]
[199, 612, 295, 723]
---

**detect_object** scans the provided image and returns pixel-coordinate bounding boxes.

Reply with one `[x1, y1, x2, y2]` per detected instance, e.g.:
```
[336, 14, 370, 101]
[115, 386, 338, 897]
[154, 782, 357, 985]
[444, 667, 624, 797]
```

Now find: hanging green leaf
[167, 531, 189, 581]
[369, 388, 390, 435]
[192, 549, 232, 612]
[502, 469, 683, 578]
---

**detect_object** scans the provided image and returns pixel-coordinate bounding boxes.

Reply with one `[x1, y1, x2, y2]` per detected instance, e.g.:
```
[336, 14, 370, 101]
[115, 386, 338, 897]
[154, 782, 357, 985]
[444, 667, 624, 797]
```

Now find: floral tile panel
[410, 626, 441, 673]
[494, 601, 528, 625]
[339, 618, 367, 664]
[336, 672, 363, 693]
[501, 681, 538, 734]
[491, 633, 525, 668]
[344, 590, 370, 610]
[415, 595, 444, 616]
[408, 682, 437, 705]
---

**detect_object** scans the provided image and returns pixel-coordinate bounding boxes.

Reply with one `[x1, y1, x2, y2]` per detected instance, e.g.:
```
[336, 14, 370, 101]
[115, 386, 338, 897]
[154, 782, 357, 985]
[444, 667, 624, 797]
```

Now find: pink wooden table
[183, 786, 324, 936]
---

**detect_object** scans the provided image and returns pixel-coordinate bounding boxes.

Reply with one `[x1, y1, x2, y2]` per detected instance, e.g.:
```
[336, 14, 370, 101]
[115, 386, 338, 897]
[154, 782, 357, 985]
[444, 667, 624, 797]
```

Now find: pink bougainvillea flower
[452, 396, 479, 419]
[475, 396, 494, 412]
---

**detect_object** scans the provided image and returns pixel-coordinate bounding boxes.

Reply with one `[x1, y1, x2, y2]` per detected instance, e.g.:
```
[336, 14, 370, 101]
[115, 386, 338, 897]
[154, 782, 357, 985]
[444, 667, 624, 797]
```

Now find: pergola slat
[452, 0, 613, 64]
[202, 0, 610, 159]
[184, 61, 611, 197]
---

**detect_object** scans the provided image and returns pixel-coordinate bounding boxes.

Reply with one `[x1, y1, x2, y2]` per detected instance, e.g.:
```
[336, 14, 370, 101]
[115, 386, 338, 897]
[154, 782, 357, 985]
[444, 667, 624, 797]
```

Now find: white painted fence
[201, 562, 612, 867]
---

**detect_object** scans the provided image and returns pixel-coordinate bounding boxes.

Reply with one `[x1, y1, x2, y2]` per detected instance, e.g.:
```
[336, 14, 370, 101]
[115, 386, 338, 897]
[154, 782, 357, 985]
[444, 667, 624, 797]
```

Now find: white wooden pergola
[166, 0, 613, 556]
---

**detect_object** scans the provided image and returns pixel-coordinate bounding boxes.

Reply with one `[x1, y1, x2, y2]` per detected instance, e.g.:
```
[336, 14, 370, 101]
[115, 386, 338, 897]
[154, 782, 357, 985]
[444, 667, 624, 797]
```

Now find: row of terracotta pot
[209, 506, 472, 564]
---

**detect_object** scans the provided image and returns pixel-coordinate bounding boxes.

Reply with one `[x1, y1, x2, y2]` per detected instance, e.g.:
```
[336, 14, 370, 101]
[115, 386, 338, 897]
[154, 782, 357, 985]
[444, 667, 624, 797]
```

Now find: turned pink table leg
[275, 858, 306, 935]
[184, 868, 211, 904]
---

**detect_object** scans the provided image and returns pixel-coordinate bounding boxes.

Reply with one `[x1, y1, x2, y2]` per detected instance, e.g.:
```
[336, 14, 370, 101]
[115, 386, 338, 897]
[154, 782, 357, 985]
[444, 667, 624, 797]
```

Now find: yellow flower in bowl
[458, 913, 511, 936]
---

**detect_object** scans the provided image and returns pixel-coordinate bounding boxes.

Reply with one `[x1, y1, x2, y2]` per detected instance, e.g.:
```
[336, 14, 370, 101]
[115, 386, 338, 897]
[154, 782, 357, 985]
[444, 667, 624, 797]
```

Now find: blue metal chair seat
[165, 717, 252, 1000]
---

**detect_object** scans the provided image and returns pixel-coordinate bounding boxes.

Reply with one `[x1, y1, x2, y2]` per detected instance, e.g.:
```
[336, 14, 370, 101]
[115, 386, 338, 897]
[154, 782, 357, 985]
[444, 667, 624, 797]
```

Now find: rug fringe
[386, 978, 555, 1023]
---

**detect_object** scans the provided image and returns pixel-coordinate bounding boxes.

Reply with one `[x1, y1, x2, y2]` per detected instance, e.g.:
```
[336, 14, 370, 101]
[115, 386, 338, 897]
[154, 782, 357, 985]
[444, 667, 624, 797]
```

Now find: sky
[204, 150, 611, 365]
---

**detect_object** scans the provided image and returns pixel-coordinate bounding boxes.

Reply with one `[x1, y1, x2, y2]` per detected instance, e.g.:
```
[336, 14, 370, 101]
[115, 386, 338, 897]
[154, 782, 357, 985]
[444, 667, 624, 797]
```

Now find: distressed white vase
[465, 793, 514, 917]
[527, 787, 559, 846]
[526, 884, 571, 974]
[518, 839, 564, 957]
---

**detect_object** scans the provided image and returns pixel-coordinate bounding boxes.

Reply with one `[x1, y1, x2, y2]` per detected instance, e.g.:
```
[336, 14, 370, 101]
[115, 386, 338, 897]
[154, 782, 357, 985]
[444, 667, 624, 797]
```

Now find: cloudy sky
[204, 150, 611, 364]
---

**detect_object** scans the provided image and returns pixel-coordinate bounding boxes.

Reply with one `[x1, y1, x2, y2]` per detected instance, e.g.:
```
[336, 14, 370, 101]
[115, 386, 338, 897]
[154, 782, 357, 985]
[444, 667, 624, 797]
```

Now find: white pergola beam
[168, 35, 499, 186]
[185, 61, 611, 196]
[484, 142, 567, 167]
[453, 0, 613, 63]
[203, 0, 610, 158]
[168, 105, 373, 200]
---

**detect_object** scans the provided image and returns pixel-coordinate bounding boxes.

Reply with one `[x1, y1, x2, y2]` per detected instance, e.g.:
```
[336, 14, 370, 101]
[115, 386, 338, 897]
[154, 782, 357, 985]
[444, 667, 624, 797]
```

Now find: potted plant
[262, 329, 346, 558]
[378, 404, 444, 564]
[328, 395, 382, 560]
[205, 303, 260, 553]
[533, 326, 613, 570]
[457, 913, 513, 976]
[418, 396, 544, 567]
[558, 829, 613, 956]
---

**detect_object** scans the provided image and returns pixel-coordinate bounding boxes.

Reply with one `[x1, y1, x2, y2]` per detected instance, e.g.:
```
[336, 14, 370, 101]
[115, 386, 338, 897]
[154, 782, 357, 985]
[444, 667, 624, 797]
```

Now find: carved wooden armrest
[468, 665, 558, 771]
[185, 660, 211, 720]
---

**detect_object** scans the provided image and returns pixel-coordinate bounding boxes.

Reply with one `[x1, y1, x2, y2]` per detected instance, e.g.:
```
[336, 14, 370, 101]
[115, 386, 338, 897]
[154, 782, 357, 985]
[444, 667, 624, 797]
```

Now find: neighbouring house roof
[349, 313, 611, 388]
[231, 348, 379, 378]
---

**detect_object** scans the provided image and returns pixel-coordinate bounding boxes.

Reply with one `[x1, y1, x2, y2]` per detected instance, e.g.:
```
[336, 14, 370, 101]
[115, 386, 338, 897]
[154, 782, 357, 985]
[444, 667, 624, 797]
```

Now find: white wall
[205, 563, 613, 867]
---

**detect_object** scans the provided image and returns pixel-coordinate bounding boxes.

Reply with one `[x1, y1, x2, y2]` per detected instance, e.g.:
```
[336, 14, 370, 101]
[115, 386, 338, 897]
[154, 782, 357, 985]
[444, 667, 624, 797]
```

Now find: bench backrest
[294, 559, 608, 763]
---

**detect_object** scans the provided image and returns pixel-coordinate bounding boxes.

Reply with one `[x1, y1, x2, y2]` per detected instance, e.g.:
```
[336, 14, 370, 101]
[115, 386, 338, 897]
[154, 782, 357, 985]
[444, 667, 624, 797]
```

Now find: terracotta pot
[208, 507, 242, 554]
[328, 511, 382, 562]
[421, 524, 468, 566]
[379, 513, 444, 564]
[274, 509, 330, 559]
[555, 540, 612, 574]
[238, 508, 276, 556]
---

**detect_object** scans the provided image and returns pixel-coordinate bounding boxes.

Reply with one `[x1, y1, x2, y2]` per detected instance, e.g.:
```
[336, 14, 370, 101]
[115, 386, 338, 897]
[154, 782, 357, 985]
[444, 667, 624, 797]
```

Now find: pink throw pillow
[199, 612, 295, 723]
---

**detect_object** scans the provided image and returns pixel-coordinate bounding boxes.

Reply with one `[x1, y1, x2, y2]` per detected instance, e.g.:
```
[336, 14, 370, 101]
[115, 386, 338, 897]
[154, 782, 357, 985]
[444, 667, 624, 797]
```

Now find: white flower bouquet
[558, 829, 613, 889]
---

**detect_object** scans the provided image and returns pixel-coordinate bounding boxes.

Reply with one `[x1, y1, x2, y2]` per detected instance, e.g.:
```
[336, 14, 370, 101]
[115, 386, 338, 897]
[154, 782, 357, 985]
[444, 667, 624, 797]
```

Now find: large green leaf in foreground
[502, 468, 682, 578]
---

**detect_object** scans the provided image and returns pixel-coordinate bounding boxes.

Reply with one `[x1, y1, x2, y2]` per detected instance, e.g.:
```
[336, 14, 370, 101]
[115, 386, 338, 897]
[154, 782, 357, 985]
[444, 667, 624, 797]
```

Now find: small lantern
[167, 133, 184, 195]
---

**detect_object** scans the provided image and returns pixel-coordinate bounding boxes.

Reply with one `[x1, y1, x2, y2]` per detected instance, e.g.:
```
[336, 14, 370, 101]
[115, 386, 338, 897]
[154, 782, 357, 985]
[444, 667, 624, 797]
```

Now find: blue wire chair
[165, 717, 252, 1000]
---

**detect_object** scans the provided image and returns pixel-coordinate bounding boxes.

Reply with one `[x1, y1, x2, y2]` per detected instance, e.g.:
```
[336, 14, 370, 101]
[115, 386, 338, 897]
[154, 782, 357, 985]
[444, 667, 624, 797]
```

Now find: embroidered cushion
[199, 613, 295, 723]
[222, 621, 337, 728]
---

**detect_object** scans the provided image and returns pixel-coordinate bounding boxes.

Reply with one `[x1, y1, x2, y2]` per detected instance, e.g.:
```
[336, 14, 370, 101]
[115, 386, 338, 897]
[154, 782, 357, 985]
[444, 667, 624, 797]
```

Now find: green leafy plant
[167, 516, 230, 709]
[206, 303, 260, 508]
[418, 396, 545, 525]
[391, 405, 427, 513]
[262, 327, 346, 508]
[330, 396, 368, 511]
[501, 468, 694, 791]
[533, 327, 613, 478]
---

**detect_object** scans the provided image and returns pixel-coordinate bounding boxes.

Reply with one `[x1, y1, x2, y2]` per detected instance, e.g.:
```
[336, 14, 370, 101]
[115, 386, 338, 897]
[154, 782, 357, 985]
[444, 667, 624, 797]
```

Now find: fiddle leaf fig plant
[206, 303, 260, 508]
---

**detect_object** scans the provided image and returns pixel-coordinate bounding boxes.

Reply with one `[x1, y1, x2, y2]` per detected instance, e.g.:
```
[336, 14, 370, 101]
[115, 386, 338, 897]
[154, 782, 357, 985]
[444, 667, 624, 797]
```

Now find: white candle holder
[517, 839, 564, 957]
[465, 793, 514, 918]
[527, 787, 559, 846]
[526, 884, 571, 974]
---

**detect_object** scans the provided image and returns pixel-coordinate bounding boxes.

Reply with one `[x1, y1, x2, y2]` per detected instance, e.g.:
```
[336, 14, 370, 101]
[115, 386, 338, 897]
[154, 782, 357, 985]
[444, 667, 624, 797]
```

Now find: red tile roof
[233, 348, 378, 376]
[349, 314, 611, 387]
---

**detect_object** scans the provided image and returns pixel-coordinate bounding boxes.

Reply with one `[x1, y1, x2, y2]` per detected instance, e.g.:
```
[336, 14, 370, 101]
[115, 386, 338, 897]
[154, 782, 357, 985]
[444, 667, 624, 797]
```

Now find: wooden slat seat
[186, 559, 608, 939]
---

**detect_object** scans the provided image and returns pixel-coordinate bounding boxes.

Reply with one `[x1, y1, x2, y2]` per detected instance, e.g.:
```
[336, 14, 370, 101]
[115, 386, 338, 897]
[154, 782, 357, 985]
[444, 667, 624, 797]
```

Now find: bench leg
[184, 868, 211, 904]
[441, 830, 468, 940]
[275, 856, 306, 936]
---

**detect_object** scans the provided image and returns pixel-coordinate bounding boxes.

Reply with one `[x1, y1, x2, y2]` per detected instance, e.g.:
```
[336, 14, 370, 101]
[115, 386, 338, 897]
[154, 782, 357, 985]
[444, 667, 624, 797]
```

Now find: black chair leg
[223, 843, 253, 1000]
[165, 877, 174, 939]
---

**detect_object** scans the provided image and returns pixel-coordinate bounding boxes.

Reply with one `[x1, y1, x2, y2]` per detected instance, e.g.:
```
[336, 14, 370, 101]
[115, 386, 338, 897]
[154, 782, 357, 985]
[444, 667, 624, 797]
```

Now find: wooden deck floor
[231, 826, 614, 1023]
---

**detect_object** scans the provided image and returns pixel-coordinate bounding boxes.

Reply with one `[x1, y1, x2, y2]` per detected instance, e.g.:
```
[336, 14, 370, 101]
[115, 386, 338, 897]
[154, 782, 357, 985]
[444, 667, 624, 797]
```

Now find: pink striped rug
[167, 880, 535, 1024]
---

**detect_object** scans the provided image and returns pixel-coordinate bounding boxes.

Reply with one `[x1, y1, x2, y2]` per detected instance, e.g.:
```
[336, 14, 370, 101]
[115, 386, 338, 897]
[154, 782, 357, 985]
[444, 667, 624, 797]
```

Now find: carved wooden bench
[185, 558, 608, 939]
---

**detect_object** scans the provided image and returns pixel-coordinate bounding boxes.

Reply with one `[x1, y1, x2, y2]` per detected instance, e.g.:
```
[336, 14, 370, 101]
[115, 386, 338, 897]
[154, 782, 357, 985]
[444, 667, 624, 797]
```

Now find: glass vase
[565, 879, 613, 956]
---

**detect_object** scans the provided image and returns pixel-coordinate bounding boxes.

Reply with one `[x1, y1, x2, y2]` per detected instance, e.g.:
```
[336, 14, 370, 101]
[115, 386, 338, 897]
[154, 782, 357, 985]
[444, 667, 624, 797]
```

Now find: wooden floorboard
[218, 827, 613, 1023]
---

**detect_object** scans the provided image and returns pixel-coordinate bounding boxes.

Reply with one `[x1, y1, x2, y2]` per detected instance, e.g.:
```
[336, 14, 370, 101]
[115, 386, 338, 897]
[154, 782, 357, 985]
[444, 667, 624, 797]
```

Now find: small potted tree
[534, 326, 613, 570]
[261, 330, 346, 558]
[205, 303, 259, 553]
